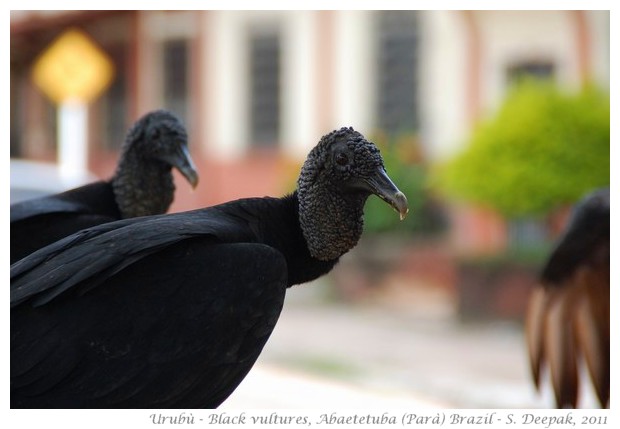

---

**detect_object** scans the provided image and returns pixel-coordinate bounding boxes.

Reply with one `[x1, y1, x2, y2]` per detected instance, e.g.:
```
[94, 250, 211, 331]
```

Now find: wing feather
[543, 284, 579, 408]
[524, 286, 547, 389]
[11, 207, 252, 307]
[11, 241, 287, 408]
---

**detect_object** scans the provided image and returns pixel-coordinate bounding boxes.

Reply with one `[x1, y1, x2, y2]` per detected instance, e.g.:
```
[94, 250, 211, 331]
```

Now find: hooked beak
[162, 144, 199, 189]
[361, 167, 409, 220]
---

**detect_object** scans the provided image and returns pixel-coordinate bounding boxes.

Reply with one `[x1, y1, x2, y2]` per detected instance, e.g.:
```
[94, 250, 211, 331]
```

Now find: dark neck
[111, 150, 175, 219]
[220, 193, 339, 287]
[297, 182, 366, 261]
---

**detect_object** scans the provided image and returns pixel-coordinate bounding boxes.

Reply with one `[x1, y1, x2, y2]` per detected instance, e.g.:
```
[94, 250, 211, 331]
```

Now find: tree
[431, 81, 610, 218]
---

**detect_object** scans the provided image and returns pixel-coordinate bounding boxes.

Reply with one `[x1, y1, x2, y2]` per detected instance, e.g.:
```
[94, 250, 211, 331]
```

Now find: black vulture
[11, 126, 409, 408]
[10, 110, 199, 263]
[525, 188, 609, 408]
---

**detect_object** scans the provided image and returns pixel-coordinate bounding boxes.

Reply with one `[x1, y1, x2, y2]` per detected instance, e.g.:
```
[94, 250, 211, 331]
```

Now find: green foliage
[431, 81, 610, 218]
[364, 134, 446, 236]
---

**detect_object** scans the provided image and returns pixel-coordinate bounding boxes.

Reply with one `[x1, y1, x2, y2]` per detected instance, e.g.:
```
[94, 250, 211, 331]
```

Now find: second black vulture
[525, 188, 610, 408]
[11, 126, 409, 408]
[10, 110, 199, 263]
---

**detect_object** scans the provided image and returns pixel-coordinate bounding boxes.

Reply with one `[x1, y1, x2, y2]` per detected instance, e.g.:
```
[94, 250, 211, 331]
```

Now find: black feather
[541, 188, 610, 285]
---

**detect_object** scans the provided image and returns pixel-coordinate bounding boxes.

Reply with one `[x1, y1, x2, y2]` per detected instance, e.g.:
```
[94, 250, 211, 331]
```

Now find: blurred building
[10, 10, 610, 252]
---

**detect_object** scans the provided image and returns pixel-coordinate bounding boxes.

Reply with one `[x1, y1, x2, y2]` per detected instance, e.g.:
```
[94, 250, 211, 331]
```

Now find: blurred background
[10, 10, 610, 408]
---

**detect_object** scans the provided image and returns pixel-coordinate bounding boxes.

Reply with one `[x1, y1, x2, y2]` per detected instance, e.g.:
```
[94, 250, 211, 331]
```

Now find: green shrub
[431, 80, 610, 218]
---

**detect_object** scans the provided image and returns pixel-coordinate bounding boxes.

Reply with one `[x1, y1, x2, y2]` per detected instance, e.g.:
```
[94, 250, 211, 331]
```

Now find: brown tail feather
[528, 265, 609, 408]
[525, 287, 548, 389]
[543, 284, 579, 408]
[573, 265, 610, 408]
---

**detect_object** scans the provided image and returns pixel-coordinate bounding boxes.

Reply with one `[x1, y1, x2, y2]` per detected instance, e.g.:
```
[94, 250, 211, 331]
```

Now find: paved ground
[221, 277, 601, 409]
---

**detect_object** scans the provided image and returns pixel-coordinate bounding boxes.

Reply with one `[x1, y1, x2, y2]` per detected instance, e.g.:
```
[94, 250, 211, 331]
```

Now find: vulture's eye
[335, 153, 349, 166]
[149, 129, 161, 140]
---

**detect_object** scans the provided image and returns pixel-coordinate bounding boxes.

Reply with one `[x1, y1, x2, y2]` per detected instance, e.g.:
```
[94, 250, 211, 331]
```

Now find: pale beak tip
[393, 191, 409, 221]
[185, 171, 199, 190]
[399, 208, 409, 221]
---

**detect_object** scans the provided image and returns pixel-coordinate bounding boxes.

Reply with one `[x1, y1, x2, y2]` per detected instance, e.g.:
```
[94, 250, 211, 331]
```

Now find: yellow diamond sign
[32, 28, 115, 104]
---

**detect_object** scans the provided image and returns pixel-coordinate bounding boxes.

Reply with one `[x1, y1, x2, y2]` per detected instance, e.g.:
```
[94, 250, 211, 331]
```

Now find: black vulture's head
[112, 110, 199, 218]
[297, 127, 408, 260]
[122, 110, 199, 189]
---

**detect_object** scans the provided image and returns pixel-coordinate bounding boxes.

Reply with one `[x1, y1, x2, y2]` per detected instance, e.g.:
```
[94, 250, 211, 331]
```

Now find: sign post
[32, 28, 114, 185]
[58, 99, 88, 183]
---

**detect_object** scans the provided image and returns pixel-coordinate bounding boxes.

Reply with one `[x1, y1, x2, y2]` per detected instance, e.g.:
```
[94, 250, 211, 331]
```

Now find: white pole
[58, 99, 88, 187]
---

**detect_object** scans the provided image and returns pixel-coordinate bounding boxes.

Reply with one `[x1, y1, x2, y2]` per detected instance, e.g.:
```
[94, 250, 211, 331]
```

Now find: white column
[333, 10, 375, 135]
[419, 11, 469, 162]
[282, 11, 317, 159]
[58, 99, 88, 186]
[206, 11, 247, 160]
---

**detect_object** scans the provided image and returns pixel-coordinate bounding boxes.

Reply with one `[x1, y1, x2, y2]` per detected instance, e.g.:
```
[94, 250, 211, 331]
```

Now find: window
[376, 11, 420, 136]
[507, 61, 555, 84]
[248, 29, 280, 148]
[163, 39, 189, 125]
